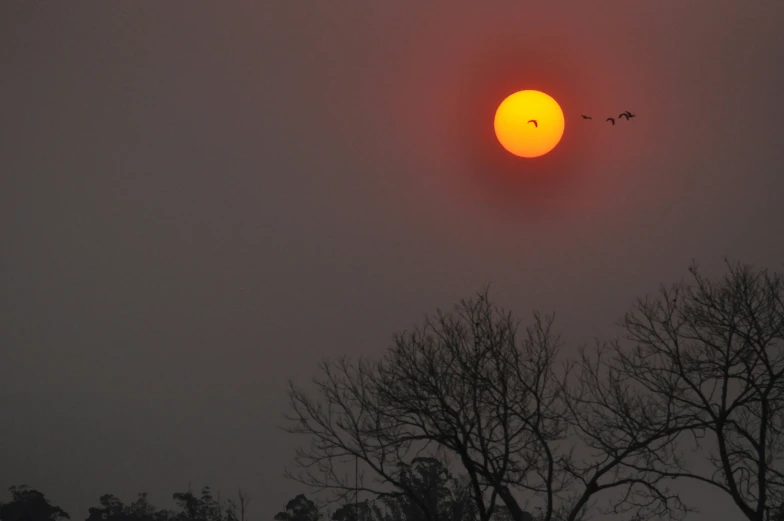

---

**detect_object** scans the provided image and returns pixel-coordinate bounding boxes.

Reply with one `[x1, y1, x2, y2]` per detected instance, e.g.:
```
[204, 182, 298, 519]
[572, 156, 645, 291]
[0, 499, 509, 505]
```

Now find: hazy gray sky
[2, 2, 784, 520]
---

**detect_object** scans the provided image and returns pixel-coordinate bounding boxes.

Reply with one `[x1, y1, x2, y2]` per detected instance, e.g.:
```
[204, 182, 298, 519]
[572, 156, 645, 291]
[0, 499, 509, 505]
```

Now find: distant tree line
[0, 458, 491, 521]
[0, 485, 251, 521]
[1, 458, 508, 521]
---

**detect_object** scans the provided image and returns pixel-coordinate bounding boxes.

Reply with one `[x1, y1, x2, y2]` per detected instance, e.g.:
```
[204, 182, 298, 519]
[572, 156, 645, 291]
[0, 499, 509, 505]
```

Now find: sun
[494, 90, 565, 158]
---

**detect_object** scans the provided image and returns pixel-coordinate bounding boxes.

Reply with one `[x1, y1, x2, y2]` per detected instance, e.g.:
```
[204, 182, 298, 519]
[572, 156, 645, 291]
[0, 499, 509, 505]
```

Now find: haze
[2, 2, 784, 520]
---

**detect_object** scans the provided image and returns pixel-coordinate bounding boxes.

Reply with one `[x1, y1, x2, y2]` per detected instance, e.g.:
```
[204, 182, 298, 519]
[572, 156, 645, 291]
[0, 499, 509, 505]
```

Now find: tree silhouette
[602, 260, 784, 521]
[375, 458, 480, 521]
[86, 493, 171, 521]
[0, 486, 70, 521]
[274, 495, 321, 521]
[86, 495, 126, 521]
[84, 486, 252, 521]
[330, 500, 375, 521]
[283, 290, 683, 521]
[172, 487, 223, 521]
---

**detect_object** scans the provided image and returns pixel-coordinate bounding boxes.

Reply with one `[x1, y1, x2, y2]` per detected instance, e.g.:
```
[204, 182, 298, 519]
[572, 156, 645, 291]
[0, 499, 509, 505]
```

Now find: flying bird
[581, 115, 592, 120]
[527, 119, 538, 127]
[606, 117, 615, 125]
[619, 112, 630, 120]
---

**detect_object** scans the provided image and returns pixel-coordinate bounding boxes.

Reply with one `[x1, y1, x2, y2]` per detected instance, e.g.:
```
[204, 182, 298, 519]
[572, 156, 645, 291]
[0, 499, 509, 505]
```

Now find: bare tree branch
[611, 260, 784, 521]
[284, 286, 743, 521]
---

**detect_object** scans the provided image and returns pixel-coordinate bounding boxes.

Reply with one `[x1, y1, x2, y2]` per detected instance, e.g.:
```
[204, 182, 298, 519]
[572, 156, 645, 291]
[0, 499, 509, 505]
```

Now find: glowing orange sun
[494, 90, 565, 158]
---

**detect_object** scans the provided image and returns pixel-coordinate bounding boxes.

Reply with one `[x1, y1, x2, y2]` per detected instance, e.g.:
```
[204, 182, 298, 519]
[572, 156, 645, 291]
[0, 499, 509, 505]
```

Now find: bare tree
[283, 290, 691, 521]
[608, 260, 784, 521]
[561, 340, 701, 520]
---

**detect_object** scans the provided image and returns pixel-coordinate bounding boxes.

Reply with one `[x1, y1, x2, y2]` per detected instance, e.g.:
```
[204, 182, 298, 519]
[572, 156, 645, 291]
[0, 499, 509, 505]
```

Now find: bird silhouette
[606, 117, 615, 125]
[581, 115, 592, 120]
[618, 112, 630, 120]
[626, 111, 637, 118]
[527, 119, 538, 128]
